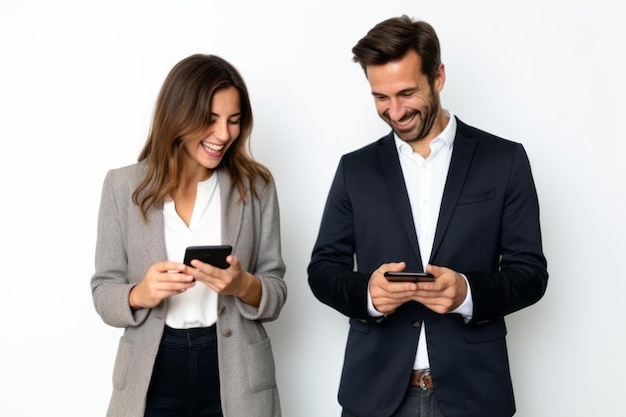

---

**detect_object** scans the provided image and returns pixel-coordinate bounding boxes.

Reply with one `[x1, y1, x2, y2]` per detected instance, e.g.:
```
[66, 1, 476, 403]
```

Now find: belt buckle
[419, 370, 431, 390]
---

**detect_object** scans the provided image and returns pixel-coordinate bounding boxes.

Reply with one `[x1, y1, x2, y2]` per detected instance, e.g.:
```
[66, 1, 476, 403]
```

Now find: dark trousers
[341, 386, 445, 417]
[144, 325, 223, 417]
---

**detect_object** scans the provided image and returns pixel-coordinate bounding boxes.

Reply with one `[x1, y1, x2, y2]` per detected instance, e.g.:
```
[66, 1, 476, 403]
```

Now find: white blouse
[162, 174, 222, 329]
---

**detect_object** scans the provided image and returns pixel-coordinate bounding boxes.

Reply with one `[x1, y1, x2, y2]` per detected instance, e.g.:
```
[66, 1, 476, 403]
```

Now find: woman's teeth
[202, 142, 224, 151]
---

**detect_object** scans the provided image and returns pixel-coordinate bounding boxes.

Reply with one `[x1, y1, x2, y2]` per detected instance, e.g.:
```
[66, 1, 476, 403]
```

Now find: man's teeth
[396, 114, 416, 126]
[202, 142, 224, 151]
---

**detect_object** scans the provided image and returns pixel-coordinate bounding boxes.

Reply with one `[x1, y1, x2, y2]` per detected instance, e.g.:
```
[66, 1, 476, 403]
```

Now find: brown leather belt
[410, 370, 433, 390]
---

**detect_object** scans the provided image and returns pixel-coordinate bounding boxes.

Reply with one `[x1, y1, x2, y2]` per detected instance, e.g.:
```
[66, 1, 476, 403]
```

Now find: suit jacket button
[412, 320, 421, 329]
[221, 328, 232, 337]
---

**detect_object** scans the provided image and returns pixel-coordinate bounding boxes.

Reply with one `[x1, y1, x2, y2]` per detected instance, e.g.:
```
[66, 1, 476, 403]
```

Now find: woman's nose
[213, 121, 230, 141]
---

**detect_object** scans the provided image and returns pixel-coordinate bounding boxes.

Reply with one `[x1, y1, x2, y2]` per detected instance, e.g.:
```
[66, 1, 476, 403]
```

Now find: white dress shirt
[368, 111, 473, 370]
[162, 174, 222, 329]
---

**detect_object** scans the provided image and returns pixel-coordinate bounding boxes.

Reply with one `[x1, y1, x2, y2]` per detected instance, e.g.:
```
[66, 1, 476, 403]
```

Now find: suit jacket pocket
[247, 338, 277, 392]
[457, 189, 495, 205]
[465, 319, 507, 343]
[349, 317, 371, 334]
[112, 336, 131, 390]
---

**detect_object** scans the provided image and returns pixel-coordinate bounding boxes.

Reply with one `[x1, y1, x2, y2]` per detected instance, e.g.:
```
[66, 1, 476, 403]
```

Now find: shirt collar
[394, 110, 457, 154]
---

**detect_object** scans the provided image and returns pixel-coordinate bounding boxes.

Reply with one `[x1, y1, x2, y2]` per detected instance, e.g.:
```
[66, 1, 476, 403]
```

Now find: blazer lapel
[139, 168, 240, 265]
[143, 204, 167, 264]
[139, 168, 242, 265]
[217, 168, 243, 249]
[431, 120, 477, 261]
[378, 133, 423, 267]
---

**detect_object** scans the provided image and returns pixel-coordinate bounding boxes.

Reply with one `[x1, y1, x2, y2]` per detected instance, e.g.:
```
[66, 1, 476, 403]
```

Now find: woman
[91, 54, 287, 417]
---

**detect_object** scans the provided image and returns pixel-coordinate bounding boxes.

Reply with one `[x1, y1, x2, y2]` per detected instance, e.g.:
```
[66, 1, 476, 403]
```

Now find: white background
[1, 1, 624, 416]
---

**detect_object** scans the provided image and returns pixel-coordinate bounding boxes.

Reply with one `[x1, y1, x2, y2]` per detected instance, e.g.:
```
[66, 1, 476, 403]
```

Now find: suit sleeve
[467, 143, 548, 322]
[307, 157, 371, 319]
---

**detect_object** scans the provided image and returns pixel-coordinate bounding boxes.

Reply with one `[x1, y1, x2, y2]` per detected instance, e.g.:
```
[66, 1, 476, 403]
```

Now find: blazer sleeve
[90, 169, 150, 328]
[234, 174, 287, 323]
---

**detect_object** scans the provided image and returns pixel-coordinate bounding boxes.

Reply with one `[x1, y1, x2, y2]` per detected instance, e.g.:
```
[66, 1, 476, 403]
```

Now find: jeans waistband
[161, 324, 217, 348]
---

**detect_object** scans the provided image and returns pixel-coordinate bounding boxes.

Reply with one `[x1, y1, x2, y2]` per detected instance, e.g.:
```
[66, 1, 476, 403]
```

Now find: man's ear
[434, 63, 446, 93]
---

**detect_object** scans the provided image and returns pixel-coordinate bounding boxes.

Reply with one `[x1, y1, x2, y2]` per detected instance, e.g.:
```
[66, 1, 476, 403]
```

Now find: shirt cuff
[450, 273, 473, 323]
[367, 288, 384, 318]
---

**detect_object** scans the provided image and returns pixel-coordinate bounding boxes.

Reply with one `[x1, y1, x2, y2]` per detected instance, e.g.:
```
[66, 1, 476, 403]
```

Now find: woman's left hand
[186, 255, 262, 307]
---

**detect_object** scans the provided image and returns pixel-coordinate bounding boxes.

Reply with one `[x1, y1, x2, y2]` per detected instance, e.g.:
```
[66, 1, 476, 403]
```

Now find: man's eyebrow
[371, 87, 417, 97]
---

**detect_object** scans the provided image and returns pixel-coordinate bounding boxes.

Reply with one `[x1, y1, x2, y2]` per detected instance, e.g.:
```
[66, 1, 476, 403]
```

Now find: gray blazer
[91, 161, 287, 417]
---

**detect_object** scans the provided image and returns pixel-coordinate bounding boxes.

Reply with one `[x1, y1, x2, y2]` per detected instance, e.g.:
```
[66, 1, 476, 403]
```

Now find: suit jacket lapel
[431, 120, 477, 261]
[378, 133, 423, 268]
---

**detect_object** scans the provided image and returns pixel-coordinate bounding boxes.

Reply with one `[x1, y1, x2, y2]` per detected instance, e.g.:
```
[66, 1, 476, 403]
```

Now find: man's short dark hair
[352, 15, 442, 86]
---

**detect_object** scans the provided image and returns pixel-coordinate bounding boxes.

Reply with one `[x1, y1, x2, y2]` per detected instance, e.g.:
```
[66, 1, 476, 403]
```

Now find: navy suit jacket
[308, 118, 548, 417]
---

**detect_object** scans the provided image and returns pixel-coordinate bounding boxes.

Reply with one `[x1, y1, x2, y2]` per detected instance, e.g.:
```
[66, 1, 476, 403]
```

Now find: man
[307, 15, 548, 417]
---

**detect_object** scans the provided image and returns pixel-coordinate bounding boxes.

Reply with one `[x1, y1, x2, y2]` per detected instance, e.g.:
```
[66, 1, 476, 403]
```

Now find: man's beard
[388, 92, 440, 142]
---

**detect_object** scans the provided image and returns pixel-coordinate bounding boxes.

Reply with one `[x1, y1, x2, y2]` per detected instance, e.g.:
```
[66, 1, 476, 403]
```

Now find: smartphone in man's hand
[384, 271, 435, 282]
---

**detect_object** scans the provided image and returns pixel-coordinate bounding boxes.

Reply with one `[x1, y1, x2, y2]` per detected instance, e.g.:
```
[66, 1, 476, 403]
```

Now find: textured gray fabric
[91, 162, 287, 417]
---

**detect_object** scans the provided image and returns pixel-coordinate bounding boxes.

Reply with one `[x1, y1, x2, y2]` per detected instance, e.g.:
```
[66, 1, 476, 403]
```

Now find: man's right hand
[369, 262, 420, 315]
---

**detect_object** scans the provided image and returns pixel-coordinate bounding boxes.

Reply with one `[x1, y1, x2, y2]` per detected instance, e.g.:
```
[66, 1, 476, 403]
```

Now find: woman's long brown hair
[132, 54, 270, 221]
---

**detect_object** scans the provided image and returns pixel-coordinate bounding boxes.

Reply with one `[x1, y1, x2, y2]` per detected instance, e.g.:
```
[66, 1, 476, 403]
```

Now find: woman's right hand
[129, 262, 195, 309]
